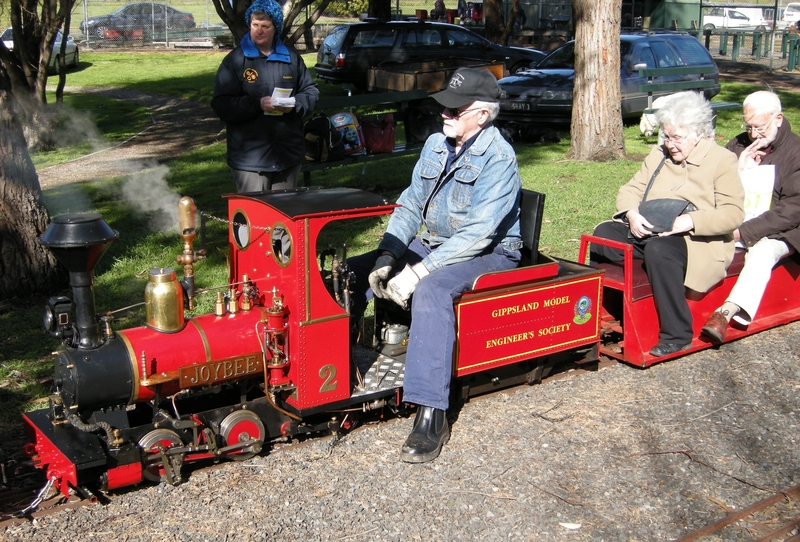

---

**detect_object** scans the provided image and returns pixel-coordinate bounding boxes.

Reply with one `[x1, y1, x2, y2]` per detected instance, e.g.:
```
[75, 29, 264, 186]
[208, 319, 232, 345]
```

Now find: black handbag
[637, 157, 696, 233]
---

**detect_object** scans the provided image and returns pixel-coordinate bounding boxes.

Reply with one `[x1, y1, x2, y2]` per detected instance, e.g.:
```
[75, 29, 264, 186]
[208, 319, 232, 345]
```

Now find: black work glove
[368, 253, 397, 299]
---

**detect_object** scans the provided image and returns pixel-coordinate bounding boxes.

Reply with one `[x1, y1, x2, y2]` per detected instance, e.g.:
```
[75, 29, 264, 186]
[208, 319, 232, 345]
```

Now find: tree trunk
[0, 68, 62, 299]
[484, 0, 517, 45]
[568, 0, 625, 162]
[369, 0, 391, 22]
[483, 0, 505, 44]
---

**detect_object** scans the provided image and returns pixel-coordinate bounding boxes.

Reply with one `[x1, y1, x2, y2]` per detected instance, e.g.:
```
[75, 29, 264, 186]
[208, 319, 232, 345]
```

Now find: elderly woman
[591, 91, 745, 357]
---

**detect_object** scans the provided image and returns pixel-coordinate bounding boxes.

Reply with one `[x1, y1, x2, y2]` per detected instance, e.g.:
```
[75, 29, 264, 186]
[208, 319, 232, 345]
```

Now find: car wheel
[51, 55, 60, 75]
[703, 24, 715, 31]
[71, 48, 79, 68]
[96, 26, 108, 39]
[510, 62, 529, 74]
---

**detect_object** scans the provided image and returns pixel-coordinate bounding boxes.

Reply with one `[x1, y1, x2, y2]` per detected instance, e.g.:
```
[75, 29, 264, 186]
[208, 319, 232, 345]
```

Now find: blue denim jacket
[378, 125, 522, 272]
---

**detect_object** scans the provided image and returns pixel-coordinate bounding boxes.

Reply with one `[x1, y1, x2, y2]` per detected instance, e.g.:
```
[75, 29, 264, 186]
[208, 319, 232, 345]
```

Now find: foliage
[324, 0, 370, 18]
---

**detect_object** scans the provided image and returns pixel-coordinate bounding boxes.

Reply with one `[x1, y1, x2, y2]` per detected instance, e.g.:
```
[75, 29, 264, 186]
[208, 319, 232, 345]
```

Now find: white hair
[654, 91, 714, 139]
[743, 91, 782, 116]
[473, 100, 500, 123]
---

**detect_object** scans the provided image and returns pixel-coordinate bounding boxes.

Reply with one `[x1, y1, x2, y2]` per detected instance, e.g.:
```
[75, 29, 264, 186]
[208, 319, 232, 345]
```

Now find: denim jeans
[349, 238, 519, 411]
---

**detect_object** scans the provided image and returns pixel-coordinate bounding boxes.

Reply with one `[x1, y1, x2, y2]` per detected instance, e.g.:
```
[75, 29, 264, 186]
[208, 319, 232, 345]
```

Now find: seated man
[349, 68, 522, 463]
[702, 91, 800, 342]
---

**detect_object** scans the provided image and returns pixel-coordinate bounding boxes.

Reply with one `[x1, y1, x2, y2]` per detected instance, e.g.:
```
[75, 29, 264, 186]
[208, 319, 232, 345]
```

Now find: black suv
[497, 32, 721, 124]
[315, 21, 546, 90]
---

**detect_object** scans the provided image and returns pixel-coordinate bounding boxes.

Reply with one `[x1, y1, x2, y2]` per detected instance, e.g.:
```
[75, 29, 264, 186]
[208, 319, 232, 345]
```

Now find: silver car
[2, 28, 79, 73]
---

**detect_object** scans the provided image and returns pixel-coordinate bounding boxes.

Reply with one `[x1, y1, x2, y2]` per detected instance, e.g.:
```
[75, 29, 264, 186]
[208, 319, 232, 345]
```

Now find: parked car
[315, 20, 546, 90]
[784, 3, 800, 27]
[80, 3, 195, 40]
[2, 27, 79, 73]
[496, 32, 720, 125]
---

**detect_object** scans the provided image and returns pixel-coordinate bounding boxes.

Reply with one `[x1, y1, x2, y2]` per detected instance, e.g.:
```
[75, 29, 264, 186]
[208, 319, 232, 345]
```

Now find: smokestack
[40, 214, 118, 349]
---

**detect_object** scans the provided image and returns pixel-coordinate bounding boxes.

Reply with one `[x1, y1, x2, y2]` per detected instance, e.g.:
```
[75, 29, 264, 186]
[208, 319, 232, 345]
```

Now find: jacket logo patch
[243, 68, 258, 83]
[283, 75, 292, 79]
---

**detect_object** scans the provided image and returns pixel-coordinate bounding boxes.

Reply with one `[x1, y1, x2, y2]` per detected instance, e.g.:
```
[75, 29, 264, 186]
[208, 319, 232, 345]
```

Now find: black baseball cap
[432, 67, 501, 109]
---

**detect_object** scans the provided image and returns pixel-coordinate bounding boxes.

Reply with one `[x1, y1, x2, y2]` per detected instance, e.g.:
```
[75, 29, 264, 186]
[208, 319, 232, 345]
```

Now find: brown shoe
[701, 311, 728, 344]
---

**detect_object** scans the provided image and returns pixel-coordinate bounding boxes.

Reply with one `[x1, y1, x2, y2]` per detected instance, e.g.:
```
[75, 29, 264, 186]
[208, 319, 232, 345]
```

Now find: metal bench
[638, 66, 740, 123]
[300, 89, 431, 185]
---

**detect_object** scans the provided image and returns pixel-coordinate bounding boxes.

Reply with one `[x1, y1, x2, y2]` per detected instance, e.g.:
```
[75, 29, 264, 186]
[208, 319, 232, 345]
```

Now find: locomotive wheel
[219, 410, 265, 461]
[139, 429, 183, 482]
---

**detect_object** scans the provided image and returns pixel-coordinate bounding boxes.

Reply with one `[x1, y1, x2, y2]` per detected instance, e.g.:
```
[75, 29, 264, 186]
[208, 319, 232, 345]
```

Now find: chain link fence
[69, 0, 575, 49]
[72, 0, 228, 47]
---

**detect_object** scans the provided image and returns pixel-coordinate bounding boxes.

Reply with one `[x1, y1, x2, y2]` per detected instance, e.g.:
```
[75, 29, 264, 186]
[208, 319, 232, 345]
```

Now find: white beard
[442, 124, 457, 139]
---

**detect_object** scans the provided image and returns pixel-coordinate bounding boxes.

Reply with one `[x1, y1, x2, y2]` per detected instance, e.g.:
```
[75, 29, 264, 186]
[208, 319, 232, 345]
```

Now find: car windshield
[536, 43, 574, 69]
[2, 28, 12, 40]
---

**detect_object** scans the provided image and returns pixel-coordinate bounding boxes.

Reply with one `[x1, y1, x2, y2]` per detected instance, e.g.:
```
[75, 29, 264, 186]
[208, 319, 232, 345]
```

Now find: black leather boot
[400, 406, 449, 463]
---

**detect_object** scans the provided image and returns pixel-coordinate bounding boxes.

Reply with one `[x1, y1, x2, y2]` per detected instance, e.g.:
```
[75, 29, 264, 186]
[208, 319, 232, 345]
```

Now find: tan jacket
[615, 138, 745, 292]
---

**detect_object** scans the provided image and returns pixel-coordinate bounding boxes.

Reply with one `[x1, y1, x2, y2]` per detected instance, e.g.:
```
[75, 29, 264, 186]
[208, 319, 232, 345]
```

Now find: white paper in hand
[740, 165, 774, 221]
[736, 164, 774, 247]
[265, 87, 296, 115]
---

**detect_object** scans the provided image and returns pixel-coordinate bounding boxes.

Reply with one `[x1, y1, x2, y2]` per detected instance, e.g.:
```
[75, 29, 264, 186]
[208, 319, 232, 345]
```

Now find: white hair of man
[473, 100, 500, 123]
[743, 90, 782, 116]
[655, 91, 714, 139]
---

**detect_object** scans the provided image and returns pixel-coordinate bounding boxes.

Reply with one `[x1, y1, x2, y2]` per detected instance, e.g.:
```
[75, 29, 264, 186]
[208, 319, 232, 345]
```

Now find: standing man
[349, 68, 522, 463]
[702, 91, 800, 342]
[211, 0, 318, 193]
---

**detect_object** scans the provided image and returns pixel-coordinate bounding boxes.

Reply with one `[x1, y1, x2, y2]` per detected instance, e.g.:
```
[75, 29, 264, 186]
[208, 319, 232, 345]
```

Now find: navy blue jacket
[212, 34, 319, 173]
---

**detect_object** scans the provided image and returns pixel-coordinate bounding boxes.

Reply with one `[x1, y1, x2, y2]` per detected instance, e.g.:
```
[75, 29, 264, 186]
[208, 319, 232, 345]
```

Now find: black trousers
[590, 221, 693, 344]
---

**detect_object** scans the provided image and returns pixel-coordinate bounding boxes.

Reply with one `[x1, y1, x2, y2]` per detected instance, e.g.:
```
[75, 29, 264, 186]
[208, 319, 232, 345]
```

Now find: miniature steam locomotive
[22, 187, 800, 499]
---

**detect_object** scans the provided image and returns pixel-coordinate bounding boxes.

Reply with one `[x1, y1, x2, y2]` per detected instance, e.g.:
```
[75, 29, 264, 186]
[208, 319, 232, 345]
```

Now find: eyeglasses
[661, 132, 688, 144]
[442, 107, 481, 119]
[741, 112, 778, 136]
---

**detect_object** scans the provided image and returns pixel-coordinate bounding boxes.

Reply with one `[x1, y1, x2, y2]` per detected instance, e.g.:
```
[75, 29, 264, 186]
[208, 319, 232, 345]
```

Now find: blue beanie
[246, 0, 284, 35]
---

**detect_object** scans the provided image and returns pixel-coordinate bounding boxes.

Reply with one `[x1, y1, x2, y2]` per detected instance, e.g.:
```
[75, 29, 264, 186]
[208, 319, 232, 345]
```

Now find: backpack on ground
[304, 113, 346, 162]
[329, 111, 365, 154]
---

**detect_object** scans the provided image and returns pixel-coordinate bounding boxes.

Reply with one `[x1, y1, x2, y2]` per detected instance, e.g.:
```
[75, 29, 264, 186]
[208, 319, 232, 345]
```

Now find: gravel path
[3, 321, 799, 541]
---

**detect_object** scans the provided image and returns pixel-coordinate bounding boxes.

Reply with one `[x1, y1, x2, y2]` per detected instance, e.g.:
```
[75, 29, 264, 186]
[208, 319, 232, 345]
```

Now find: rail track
[0, 354, 614, 525]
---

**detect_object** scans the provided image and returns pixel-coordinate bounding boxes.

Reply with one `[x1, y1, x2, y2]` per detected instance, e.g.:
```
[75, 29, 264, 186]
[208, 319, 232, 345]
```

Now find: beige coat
[615, 138, 745, 293]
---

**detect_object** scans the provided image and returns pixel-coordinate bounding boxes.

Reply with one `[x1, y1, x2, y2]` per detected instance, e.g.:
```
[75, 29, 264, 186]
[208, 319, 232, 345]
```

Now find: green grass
[65, 50, 226, 101]
[2, 53, 791, 434]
